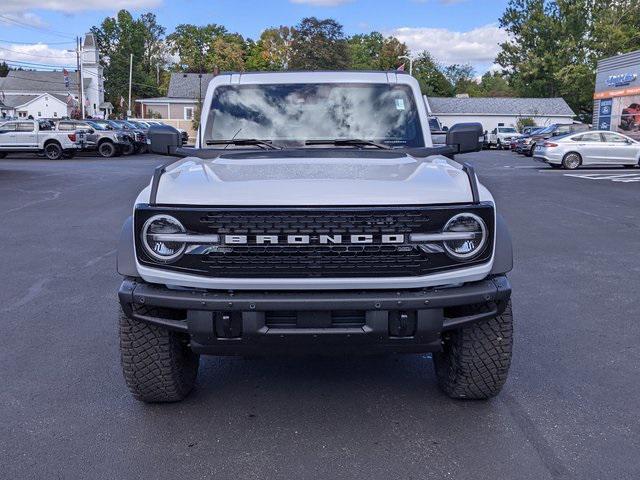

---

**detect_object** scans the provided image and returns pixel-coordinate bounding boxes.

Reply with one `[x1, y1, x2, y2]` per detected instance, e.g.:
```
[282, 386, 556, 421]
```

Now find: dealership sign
[606, 72, 637, 87]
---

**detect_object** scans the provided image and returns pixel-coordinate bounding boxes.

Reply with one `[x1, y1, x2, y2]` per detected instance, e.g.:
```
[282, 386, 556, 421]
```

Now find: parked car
[56, 120, 134, 157]
[534, 130, 640, 169]
[515, 127, 545, 154]
[523, 123, 589, 157]
[117, 70, 515, 403]
[0, 119, 83, 160]
[93, 120, 148, 154]
[486, 126, 522, 150]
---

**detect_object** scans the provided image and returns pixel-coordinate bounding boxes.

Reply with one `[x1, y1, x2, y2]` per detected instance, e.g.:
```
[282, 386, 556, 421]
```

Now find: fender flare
[116, 216, 139, 277]
[490, 213, 513, 275]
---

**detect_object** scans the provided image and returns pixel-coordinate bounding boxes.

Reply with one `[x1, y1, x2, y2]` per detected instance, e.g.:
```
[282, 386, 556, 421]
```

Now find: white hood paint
[153, 154, 477, 206]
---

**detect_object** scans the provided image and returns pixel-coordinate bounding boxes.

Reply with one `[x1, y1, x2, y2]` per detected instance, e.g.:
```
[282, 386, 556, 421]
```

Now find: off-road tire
[562, 152, 581, 170]
[98, 141, 117, 158]
[119, 311, 200, 403]
[122, 143, 135, 155]
[433, 301, 513, 400]
[44, 142, 63, 160]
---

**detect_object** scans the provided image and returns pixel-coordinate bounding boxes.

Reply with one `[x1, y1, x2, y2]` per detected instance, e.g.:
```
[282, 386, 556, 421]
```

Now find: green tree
[496, 0, 640, 120]
[91, 10, 165, 116]
[516, 117, 536, 131]
[348, 32, 409, 70]
[412, 51, 453, 97]
[477, 71, 515, 97]
[289, 17, 349, 70]
[444, 64, 481, 96]
[245, 26, 293, 71]
[0, 61, 9, 77]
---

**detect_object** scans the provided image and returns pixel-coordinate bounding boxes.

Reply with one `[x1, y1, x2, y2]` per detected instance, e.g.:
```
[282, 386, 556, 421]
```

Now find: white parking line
[563, 173, 640, 183]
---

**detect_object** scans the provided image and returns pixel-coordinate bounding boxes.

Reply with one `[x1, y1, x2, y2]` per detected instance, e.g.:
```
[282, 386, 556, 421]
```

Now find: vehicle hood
[152, 151, 476, 206]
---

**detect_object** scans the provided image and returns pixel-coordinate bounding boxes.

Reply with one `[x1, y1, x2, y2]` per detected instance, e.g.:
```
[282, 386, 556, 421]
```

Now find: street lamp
[398, 55, 414, 76]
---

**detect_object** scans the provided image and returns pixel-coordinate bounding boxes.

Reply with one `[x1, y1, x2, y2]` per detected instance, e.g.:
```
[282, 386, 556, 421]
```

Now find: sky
[0, 0, 511, 74]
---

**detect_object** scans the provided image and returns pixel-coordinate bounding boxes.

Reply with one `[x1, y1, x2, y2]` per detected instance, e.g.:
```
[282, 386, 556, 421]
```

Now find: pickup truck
[56, 120, 134, 157]
[0, 119, 83, 160]
[485, 126, 522, 150]
[117, 71, 514, 403]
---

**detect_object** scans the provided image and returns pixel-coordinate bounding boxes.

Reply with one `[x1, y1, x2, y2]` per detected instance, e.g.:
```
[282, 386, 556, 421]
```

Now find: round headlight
[141, 214, 186, 262]
[442, 213, 488, 260]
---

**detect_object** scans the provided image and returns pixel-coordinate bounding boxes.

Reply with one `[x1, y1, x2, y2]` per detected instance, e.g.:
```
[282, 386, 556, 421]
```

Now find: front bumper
[118, 275, 511, 355]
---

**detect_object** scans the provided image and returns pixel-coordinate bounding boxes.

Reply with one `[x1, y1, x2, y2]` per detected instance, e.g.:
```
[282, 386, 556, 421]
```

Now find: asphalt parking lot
[1, 150, 639, 480]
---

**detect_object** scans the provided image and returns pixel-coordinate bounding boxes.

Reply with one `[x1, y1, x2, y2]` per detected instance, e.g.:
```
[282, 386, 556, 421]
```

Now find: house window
[184, 107, 194, 120]
[37, 112, 42, 117]
[18, 111, 27, 118]
[53, 112, 58, 117]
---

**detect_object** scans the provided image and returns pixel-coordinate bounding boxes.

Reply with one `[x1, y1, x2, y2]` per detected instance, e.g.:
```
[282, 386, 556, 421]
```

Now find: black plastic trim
[461, 162, 480, 204]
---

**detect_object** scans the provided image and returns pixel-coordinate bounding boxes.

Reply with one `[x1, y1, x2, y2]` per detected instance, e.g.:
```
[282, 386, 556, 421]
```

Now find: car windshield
[86, 121, 106, 130]
[498, 127, 517, 133]
[204, 83, 425, 148]
[537, 125, 556, 134]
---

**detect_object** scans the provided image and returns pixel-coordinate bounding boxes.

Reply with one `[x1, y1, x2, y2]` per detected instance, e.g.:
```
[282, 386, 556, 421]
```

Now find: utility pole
[75, 36, 84, 119]
[156, 64, 160, 86]
[127, 53, 133, 118]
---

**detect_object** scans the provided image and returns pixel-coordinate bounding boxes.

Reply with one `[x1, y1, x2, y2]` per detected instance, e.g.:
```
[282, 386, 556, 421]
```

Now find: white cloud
[387, 23, 508, 67]
[289, 0, 353, 6]
[0, 0, 161, 15]
[0, 43, 76, 67]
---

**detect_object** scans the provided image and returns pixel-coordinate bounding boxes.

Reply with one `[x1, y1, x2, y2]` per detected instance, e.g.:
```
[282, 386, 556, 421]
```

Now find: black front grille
[135, 205, 494, 279]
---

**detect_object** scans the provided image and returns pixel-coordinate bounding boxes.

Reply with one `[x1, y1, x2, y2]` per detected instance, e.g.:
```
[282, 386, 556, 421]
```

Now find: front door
[0, 122, 17, 148]
[15, 122, 38, 148]
[600, 132, 638, 164]
[569, 132, 603, 165]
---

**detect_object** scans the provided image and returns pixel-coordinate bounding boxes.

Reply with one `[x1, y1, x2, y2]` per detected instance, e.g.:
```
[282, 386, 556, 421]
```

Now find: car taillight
[543, 142, 558, 148]
[68, 133, 76, 142]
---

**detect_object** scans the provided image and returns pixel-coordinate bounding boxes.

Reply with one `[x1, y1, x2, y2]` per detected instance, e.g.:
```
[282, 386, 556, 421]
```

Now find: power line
[0, 58, 76, 69]
[0, 14, 77, 40]
[0, 45, 76, 60]
[0, 39, 75, 46]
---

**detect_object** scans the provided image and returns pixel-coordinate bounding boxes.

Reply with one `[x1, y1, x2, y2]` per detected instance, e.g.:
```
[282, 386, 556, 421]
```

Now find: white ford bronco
[117, 71, 514, 403]
[0, 119, 84, 160]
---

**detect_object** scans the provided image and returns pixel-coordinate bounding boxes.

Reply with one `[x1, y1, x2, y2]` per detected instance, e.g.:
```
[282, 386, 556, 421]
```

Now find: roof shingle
[167, 73, 216, 99]
[0, 70, 78, 93]
[427, 97, 575, 117]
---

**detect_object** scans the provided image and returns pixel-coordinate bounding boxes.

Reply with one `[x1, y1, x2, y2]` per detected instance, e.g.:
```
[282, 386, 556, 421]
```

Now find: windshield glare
[204, 83, 425, 148]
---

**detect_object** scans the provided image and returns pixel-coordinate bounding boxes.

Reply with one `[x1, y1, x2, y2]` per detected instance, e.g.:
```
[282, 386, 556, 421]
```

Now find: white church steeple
[81, 33, 105, 118]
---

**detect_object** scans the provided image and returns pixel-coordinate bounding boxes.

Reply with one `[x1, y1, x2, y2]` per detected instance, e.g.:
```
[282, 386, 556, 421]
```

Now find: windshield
[498, 127, 517, 133]
[204, 83, 425, 148]
[86, 121, 106, 130]
[537, 125, 556, 134]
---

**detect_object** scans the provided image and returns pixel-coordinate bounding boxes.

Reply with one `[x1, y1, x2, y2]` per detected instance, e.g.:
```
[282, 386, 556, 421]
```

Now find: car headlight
[141, 214, 186, 262]
[442, 213, 488, 260]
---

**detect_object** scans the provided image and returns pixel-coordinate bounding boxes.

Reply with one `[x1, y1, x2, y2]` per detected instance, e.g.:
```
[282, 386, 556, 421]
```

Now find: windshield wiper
[305, 139, 390, 149]
[206, 139, 281, 150]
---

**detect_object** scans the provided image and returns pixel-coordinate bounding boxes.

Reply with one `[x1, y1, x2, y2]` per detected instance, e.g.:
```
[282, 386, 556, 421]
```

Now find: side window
[574, 132, 601, 142]
[58, 123, 75, 131]
[0, 122, 17, 131]
[17, 122, 34, 132]
[602, 132, 629, 144]
[555, 126, 571, 135]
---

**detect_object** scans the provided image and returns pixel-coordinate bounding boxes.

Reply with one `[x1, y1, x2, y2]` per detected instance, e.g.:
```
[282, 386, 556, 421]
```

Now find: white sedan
[533, 130, 640, 169]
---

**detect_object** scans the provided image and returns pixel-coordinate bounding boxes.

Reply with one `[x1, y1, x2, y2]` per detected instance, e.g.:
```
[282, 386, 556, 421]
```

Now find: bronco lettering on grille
[223, 234, 405, 245]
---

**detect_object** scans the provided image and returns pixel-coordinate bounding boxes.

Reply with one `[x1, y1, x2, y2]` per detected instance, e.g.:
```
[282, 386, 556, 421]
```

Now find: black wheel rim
[46, 145, 60, 159]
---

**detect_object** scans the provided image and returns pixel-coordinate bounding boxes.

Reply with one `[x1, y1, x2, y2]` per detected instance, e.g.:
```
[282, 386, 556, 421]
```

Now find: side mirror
[446, 122, 483, 154]
[148, 124, 181, 156]
[442, 126, 449, 132]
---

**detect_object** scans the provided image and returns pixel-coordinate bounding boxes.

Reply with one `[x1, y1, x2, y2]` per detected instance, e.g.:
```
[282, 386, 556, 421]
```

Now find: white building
[0, 33, 108, 120]
[424, 96, 576, 133]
